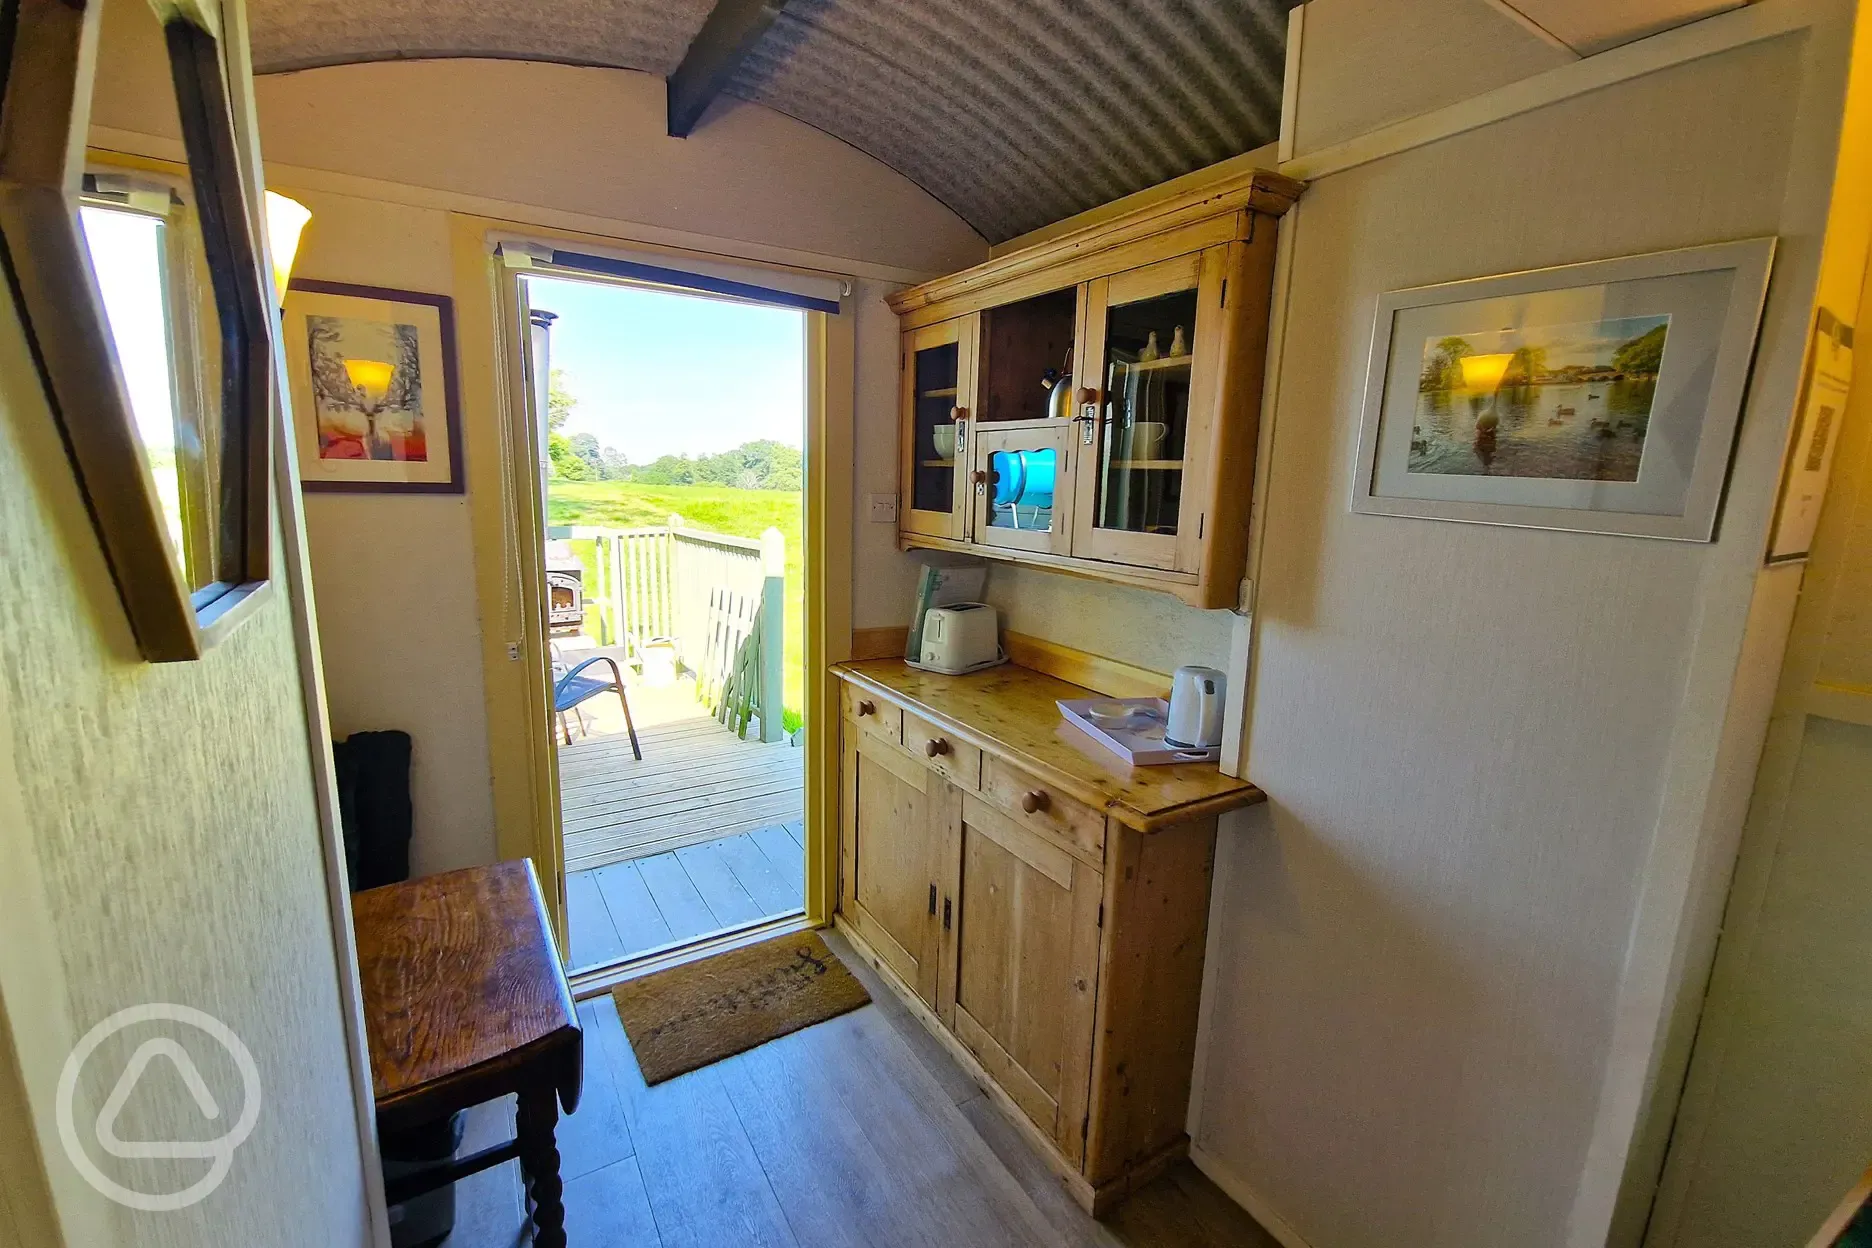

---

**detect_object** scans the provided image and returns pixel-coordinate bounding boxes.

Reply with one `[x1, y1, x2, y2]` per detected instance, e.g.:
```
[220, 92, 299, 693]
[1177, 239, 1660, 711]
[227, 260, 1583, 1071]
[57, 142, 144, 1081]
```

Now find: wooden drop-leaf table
[352, 860, 583, 1248]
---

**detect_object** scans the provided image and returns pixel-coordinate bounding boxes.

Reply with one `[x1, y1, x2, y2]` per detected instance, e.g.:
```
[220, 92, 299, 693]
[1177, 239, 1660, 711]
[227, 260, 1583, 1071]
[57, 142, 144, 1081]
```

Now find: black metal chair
[551, 653, 641, 759]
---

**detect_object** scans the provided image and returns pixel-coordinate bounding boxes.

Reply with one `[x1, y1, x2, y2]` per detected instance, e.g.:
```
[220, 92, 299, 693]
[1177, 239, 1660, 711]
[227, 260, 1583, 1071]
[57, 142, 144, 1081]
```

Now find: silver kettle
[1041, 348, 1074, 421]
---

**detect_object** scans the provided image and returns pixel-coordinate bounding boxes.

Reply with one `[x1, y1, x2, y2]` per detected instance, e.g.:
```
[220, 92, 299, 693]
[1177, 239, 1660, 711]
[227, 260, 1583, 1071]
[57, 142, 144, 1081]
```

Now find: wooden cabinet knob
[971, 469, 990, 484]
[857, 700, 875, 716]
[925, 737, 951, 758]
[1075, 387, 1097, 405]
[951, 406, 967, 422]
[1021, 790, 1050, 814]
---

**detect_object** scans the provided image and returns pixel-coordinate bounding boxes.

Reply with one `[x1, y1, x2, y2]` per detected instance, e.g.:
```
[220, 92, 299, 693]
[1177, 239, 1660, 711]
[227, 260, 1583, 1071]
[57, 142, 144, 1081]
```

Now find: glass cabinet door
[971, 423, 1074, 555]
[1071, 250, 1224, 570]
[901, 316, 978, 541]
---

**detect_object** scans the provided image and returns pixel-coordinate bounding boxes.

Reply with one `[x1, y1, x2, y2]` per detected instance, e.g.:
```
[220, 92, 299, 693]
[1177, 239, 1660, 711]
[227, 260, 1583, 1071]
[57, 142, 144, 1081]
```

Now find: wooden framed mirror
[0, 0, 273, 661]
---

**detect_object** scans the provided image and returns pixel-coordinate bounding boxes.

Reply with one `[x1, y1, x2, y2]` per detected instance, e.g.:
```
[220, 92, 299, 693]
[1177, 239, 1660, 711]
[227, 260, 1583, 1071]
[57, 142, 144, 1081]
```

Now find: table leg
[517, 1089, 566, 1248]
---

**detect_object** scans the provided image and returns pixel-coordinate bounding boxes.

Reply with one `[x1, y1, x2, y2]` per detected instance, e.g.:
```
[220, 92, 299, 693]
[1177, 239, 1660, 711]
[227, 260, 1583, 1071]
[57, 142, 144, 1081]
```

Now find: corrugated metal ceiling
[248, 0, 1288, 243]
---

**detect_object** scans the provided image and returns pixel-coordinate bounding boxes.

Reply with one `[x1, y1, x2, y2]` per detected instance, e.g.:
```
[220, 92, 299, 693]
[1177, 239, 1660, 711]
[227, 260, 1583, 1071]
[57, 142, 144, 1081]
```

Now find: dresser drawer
[843, 683, 902, 747]
[903, 710, 982, 791]
[979, 755, 1105, 862]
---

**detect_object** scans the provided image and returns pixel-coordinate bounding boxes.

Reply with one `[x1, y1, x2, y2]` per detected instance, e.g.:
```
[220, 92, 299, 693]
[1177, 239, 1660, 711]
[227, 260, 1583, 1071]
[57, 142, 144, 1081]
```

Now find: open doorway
[521, 271, 807, 975]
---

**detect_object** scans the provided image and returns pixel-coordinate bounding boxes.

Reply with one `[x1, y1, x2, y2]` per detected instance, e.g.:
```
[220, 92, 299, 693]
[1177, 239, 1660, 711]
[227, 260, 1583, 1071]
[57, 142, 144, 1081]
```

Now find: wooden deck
[559, 712, 804, 875]
[565, 822, 804, 971]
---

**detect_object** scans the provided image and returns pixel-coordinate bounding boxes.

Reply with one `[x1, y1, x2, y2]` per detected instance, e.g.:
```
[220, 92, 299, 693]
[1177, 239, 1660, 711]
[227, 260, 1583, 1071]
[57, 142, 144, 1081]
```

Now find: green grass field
[547, 481, 805, 722]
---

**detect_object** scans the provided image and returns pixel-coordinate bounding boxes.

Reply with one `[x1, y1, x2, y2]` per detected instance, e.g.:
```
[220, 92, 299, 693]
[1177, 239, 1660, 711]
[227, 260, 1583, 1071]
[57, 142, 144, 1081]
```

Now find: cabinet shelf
[920, 386, 959, 398]
[1107, 459, 1183, 470]
[1115, 355, 1192, 374]
[920, 459, 957, 468]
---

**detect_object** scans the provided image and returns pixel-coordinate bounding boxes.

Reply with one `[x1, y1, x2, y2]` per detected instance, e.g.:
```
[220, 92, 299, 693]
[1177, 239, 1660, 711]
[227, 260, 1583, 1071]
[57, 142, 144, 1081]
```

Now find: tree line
[546, 370, 801, 490]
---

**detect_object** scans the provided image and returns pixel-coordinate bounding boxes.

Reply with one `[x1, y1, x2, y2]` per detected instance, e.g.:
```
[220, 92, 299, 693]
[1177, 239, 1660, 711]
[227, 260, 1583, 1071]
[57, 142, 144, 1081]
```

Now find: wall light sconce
[264, 190, 311, 304]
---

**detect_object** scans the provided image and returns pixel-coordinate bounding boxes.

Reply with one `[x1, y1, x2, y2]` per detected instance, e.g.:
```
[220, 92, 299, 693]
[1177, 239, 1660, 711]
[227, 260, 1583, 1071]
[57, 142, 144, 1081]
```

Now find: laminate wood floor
[565, 822, 806, 973]
[442, 930, 1280, 1248]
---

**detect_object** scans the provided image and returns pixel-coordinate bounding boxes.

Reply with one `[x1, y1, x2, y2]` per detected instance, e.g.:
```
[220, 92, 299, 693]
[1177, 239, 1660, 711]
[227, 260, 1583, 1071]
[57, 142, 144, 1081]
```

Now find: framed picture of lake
[284, 281, 463, 493]
[1352, 239, 1775, 540]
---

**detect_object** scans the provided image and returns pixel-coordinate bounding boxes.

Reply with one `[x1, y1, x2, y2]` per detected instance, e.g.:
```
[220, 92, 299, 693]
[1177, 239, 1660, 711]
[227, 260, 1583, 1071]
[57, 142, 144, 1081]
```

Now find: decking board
[561, 712, 803, 873]
[567, 827, 807, 971]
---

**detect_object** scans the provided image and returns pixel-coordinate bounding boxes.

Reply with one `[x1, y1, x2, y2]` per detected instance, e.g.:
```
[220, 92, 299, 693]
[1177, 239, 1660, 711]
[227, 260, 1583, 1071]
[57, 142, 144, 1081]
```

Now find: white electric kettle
[1165, 665, 1226, 749]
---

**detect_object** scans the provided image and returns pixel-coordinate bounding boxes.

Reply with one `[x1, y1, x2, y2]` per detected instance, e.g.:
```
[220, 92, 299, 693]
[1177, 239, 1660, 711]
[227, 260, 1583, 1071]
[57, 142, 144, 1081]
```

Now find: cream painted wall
[852, 279, 923, 632]
[1193, 14, 1851, 1248]
[286, 190, 498, 876]
[1290, 0, 1573, 156]
[1515, 0, 1747, 54]
[0, 243, 371, 1244]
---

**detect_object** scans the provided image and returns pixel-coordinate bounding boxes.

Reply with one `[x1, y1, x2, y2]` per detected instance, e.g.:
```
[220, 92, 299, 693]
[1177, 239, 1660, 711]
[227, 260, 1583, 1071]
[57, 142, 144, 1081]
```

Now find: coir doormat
[611, 931, 871, 1085]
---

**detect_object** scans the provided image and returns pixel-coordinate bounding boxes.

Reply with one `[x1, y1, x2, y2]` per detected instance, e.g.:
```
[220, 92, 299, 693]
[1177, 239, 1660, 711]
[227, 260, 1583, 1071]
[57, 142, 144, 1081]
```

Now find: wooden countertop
[834, 659, 1263, 831]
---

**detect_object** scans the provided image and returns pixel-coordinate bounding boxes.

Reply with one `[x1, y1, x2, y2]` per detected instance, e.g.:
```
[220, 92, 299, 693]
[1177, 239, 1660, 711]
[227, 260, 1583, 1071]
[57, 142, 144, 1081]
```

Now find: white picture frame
[1351, 239, 1775, 540]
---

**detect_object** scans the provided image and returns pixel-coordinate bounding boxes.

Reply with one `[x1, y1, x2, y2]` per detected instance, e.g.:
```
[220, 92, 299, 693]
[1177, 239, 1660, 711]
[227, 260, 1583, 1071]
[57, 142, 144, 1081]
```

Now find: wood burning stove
[545, 542, 584, 635]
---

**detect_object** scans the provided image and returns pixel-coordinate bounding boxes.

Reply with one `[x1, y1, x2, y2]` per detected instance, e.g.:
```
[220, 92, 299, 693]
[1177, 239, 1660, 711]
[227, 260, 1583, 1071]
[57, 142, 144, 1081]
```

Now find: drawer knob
[857, 700, 876, 716]
[1021, 790, 1050, 814]
[970, 469, 990, 484]
[925, 737, 951, 758]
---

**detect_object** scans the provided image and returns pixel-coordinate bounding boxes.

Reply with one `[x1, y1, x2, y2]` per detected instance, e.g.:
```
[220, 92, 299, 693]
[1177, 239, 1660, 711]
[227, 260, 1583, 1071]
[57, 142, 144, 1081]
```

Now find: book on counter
[905, 554, 987, 663]
[1057, 696, 1222, 766]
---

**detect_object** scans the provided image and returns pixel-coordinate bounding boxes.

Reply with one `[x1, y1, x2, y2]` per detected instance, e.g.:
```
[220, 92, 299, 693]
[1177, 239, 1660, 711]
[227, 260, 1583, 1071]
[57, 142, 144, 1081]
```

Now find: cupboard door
[1070, 248, 1228, 571]
[901, 316, 979, 542]
[842, 732, 943, 1005]
[970, 421, 1075, 556]
[943, 794, 1102, 1165]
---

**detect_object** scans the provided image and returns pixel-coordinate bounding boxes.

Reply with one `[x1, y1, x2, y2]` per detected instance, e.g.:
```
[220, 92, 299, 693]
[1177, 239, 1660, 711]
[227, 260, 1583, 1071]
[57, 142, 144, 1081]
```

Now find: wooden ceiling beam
[666, 0, 790, 138]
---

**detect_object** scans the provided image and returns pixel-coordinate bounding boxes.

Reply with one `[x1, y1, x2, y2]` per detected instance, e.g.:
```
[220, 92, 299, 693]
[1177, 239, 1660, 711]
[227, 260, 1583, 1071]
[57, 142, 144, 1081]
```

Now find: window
[79, 202, 201, 582]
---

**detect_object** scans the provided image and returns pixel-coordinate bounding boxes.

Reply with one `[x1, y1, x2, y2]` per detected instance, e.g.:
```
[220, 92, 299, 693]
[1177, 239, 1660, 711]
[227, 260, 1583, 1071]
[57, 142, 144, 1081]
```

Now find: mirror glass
[82, 0, 231, 596]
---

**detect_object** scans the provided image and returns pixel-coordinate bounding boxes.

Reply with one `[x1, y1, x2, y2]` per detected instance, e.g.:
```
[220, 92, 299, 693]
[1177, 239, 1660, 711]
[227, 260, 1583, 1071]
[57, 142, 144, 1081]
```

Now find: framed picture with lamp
[1351, 239, 1775, 541]
[283, 280, 464, 493]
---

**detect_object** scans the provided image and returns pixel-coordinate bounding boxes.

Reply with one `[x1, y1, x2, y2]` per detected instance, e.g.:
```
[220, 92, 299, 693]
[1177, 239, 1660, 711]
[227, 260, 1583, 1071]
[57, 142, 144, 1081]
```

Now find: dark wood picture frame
[286, 279, 465, 495]
[0, 0, 275, 661]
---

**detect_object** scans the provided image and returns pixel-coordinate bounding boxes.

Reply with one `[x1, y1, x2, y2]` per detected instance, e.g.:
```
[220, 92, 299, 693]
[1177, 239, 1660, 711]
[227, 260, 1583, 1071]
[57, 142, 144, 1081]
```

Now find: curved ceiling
[247, 0, 1288, 244]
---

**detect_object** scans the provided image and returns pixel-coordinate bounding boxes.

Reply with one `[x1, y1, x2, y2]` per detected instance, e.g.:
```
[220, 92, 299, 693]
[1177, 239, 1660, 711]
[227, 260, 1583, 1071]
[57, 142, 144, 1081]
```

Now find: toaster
[914, 602, 1005, 675]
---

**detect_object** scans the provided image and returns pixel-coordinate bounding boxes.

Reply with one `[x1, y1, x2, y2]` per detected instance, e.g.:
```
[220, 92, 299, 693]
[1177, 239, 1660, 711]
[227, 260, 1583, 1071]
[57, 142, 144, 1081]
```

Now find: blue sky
[524, 274, 805, 464]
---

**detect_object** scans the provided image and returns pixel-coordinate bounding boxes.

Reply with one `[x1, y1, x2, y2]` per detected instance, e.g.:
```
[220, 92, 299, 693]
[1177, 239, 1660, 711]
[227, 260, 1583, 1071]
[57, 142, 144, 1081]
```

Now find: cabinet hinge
[1220, 277, 1228, 307]
[943, 897, 953, 931]
[1082, 1116, 1090, 1148]
[1197, 513, 1205, 540]
[1096, 902, 1104, 928]
[929, 883, 938, 916]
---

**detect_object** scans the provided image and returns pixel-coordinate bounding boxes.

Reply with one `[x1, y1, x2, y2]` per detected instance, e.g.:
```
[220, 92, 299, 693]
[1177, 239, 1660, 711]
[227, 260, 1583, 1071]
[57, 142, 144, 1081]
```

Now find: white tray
[1057, 697, 1221, 766]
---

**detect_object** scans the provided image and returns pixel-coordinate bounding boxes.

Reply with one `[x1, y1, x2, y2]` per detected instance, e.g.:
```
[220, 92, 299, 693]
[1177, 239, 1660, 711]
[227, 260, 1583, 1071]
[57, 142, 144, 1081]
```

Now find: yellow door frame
[449, 214, 852, 948]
